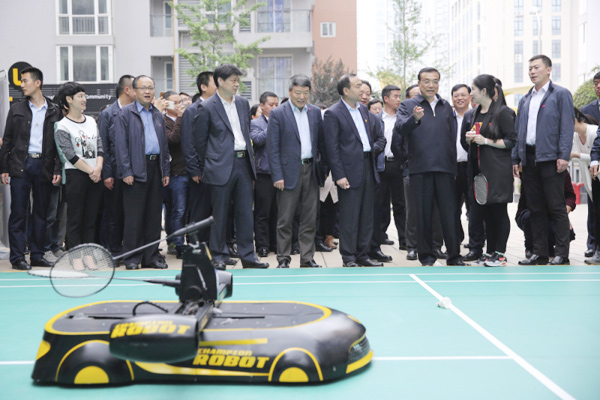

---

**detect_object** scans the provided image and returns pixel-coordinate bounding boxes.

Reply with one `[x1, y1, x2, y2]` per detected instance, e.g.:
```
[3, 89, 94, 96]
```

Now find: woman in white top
[570, 107, 599, 258]
[54, 82, 104, 255]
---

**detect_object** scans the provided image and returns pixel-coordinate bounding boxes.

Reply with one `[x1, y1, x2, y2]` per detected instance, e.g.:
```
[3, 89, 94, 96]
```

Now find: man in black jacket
[394, 68, 464, 266]
[0, 67, 62, 270]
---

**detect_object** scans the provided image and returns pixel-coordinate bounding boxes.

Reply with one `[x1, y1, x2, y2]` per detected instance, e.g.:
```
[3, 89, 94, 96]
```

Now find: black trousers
[319, 194, 338, 237]
[522, 152, 569, 258]
[122, 159, 163, 265]
[188, 178, 212, 244]
[338, 158, 375, 263]
[411, 172, 461, 265]
[100, 178, 124, 255]
[378, 158, 406, 245]
[477, 202, 510, 254]
[64, 169, 104, 249]
[587, 193, 595, 251]
[254, 173, 277, 251]
[209, 156, 257, 263]
[467, 181, 486, 254]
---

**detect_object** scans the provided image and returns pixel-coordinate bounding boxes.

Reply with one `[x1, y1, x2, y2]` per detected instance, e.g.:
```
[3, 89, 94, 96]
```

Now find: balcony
[151, 14, 173, 37]
[255, 9, 311, 34]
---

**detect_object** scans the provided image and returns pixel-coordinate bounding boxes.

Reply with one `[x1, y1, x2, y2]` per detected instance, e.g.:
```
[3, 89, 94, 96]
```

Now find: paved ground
[0, 202, 592, 272]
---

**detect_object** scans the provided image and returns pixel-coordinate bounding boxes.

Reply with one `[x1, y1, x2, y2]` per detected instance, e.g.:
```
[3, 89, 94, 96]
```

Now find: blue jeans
[166, 175, 189, 247]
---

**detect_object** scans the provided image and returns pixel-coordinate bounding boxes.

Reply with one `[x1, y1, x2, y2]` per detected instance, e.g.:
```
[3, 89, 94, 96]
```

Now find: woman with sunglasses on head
[463, 74, 517, 267]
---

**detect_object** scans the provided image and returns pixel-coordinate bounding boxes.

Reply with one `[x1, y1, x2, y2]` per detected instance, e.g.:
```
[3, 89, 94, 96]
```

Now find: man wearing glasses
[393, 68, 464, 266]
[115, 75, 170, 270]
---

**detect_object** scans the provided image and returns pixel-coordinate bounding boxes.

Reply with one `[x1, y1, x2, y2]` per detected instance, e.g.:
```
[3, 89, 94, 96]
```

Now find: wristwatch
[484, 138, 488, 145]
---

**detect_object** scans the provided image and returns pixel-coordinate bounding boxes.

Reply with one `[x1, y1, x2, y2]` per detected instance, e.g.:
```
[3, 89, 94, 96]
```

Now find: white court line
[409, 274, 575, 400]
[0, 361, 34, 365]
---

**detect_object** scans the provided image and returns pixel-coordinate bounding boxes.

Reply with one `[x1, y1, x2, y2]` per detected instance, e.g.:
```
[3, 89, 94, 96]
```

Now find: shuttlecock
[437, 297, 452, 309]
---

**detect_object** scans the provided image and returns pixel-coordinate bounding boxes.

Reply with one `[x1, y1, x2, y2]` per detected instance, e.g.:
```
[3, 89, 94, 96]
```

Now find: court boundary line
[409, 273, 575, 400]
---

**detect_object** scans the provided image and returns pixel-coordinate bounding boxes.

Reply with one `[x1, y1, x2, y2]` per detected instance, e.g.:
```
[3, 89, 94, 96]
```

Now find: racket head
[474, 173, 489, 205]
[49, 243, 115, 298]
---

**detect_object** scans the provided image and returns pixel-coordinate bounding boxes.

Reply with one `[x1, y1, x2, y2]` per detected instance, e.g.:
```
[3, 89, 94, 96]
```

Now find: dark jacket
[193, 94, 256, 186]
[250, 115, 270, 174]
[512, 81, 575, 166]
[267, 101, 326, 188]
[394, 94, 457, 176]
[581, 99, 600, 125]
[97, 100, 120, 180]
[461, 101, 517, 204]
[323, 99, 386, 187]
[165, 115, 186, 176]
[0, 97, 62, 182]
[181, 98, 202, 178]
[375, 111, 386, 172]
[114, 101, 170, 181]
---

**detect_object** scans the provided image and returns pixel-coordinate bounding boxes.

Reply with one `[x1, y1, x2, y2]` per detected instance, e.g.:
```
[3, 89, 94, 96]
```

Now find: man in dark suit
[581, 71, 600, 123]
[267, 75, 325, 269]
[98, 74, 135, 257]
[251, 91, 279, 258]
[513, 55, 575, 265]
[323, 74, 386, 267]
[193, 64, 268, 269]
[394, 67, 465, 266]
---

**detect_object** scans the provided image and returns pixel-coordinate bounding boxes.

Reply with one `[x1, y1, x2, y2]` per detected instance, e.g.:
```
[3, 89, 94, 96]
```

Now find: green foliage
[573, 67, 599, 109]
[310, 57, 352, 107]
[171, 0, 268, 82]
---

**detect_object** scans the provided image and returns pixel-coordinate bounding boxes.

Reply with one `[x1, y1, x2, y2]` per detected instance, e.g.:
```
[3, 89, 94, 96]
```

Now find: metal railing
[255, 9, 311, 33]
[151, 14, 173, 37]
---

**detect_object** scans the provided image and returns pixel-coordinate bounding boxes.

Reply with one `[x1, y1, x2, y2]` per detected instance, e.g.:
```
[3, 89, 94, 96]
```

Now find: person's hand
[336, 177, 350, 190]
[465, 130, 477, 143]
[413, 106, 424, 121]
[176, 103, 186, 117]
[192, 175, 201, 184]
[52, 174, 61, 185]
[1, 173, 9, 185]
[104, 177, 114, 190]
[89, 167, 102, 183]
[273, 180, 285, 190]
[570, 152, 580, 159]
[153, 98, 168, 113]
[163, 176, 170, 187]
[556, 159, 568, 173]
[123, 176, 134, 185]
[590, 165, 599, 179]
[513, 164, 520, 178]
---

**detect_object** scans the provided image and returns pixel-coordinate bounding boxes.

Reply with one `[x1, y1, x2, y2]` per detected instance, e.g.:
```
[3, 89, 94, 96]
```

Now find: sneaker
[167, 243, 177, 255]
[484, 252, 507, 267]
[471, 253, 491, 266]
[44, 251, 58, 263]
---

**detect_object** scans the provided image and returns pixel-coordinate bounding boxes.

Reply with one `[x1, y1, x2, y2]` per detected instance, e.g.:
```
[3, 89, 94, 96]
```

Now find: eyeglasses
[135, 86, 155, 92]
[421, 80, 439, 86]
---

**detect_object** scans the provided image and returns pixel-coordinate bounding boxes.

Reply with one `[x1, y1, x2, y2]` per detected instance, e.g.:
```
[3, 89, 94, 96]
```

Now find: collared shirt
[136, 101, 160, 155]
[217, 91, 246, 151]
[290, 101, 312, 159]
[28, 99, 48, 153]
[381, 110, 396, 157]
[454, 110, 468, 162]
[166, 114, 177, 122]
[117, 99, 123, 109]
[342, 98, 371, 152]
[428, 96, 440, 116]
[526, 80, 551, 145]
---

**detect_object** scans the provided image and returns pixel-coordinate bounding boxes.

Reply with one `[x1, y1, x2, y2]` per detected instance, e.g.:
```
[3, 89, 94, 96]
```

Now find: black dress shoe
[315, 242, 333, 252]
[382, 238, 395, 246]
[518, 254, 549, 265]
[422, 262, 434, 266]
[398, 242, 407, 250]
[584, 249, 594, 258]
[549, 256, 570, 265]
[463, 250, 482, 262]
[224, 258, 238, 266]
[433, 249, 448, 259]
[276, 259, 290, 269]
[356, 257, 384, 267]
[228, 243, 240, 258]
[213, 261, 226, 271]
[257, 247, 269, 258]
[343, 261, 360, 267]
[126, 263, 140, 270]
[143, 260, 168, 269]
[300, 260, 322, 268]
[368, 250, 392, 262]
[448, 259, 466, 266]
[525, 249, 533, 259]
[12, 260, 31, 270]
[30, 258, 54, 267]
[291, 245, 300, 255]
[406, 250, 418, 260]
[242, 260, 269, 269]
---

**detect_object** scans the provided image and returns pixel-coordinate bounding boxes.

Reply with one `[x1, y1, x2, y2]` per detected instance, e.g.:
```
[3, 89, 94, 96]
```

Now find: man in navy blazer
[512, 55, 575, 266]
[323, 74, 386, 267]
[581, 71, 600, 124]
[193, 64, 268, 269]
[267, 75, 325, 269]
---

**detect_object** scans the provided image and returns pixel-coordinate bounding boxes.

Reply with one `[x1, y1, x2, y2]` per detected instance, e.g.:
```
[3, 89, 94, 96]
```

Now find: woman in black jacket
[464, 74, 517, 266]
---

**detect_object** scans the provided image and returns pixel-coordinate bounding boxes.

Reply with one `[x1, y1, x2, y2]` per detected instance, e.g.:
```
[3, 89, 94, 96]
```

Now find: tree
[172, 0, 268, 83]
[310, 57, 352, 107]
[573, 67, 599, 109]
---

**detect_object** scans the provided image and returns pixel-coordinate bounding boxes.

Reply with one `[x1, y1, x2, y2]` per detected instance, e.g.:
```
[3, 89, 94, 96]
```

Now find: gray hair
[288, 74, 311, 91]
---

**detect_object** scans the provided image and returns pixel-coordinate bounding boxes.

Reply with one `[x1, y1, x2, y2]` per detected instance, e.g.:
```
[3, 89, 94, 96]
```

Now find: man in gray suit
[267, 75, 325, 269]
[193, 64, 268, 269]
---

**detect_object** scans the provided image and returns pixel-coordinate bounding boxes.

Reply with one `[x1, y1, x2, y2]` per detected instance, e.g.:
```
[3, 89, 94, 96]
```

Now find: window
[165, 62, 174, 91]
[514, 16, 523, 36]
[57, 0, 110, 35]
[552, 0, 561, 12]
[206, 0, 231, 24]
[514, 41, 523, 63]
[533, 40, 539, 55]
[552, 40, 561, 58]
[258, 56, 292, 98]
[57, 45, 112, 82]
[258, 0, 291, 33]
[321, 22, 336, 37]
[532, 0, 542, 10]
[552, 16, 561, 35]
[553, 63, 561, 82]
[533, 17, 542, 36]
[514, 0, 523, 14]
[514, 63, 523, 83]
